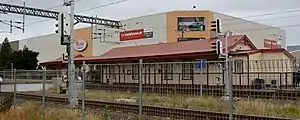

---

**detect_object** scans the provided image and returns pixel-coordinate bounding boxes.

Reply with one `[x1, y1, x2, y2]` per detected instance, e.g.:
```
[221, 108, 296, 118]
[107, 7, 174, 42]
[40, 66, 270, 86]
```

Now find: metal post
[82, 61, 86, 120]
[22, 1, 25, 33]
[228, 56, 233, 120]
[68, 0, 78, 107]
[9, 20, 12, 33]
[42, 67, 46, 114]
[138, 59, 143, 120]
[225, 31, 229, 98]
[200, 70, 203, 99]
[11, 63, 16, 108]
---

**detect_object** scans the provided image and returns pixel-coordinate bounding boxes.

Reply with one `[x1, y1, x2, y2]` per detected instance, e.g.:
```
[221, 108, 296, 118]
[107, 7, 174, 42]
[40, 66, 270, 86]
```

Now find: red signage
[120, 29, 144, 41]
[264, 39, 278, 49]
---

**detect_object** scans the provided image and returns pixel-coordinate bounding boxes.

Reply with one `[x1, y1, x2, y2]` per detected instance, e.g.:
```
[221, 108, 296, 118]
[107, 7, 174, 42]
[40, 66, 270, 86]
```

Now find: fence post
[12, 62, 16, 108]
[228, 56, 233, 120]
[138, 59, 143, 120]
[42, 67, 46, 115]
[82, 61, 86, 120]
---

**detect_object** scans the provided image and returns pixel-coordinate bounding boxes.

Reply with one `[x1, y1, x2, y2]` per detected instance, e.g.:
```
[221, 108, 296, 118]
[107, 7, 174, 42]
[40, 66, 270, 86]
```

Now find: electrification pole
[69, 0, 78, 107]
[64, 0, 78, 107]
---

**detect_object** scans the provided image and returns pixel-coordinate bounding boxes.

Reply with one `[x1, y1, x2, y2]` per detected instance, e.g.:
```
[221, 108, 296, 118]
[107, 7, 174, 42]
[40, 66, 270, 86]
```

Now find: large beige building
[8, 10, 286, 63]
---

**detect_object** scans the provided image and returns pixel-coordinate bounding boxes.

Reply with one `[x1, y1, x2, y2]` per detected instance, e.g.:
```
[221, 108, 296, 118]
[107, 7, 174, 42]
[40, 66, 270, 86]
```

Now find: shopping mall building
[6, 10, 286, 63]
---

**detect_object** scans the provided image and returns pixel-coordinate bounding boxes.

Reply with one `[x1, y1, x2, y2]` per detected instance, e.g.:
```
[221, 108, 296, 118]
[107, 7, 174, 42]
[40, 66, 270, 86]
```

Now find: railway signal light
[211, 18, 221, 33]
[62, 53, 68, 61]
[55, 12, 71, 45]
[211, 40, 222, 56]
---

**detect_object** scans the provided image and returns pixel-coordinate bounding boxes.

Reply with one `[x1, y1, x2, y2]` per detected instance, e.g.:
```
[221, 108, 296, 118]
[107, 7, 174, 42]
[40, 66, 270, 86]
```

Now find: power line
[75, 0, 129, 13]
[24, 0, 127, 27]
[25, 0, 84, 26]
[222, 14, 300, 26]
[221, 8, 300, 22]
[4, 0, 17, 3]
[5, 0, 300, 38]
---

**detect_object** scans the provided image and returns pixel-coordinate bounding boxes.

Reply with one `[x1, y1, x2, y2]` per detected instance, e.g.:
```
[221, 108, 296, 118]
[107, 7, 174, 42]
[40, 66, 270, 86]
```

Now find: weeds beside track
[0, 92, 293, 120]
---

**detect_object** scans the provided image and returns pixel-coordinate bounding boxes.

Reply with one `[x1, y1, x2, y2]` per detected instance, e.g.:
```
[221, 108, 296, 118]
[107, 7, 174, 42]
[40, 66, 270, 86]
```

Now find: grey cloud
[0, 0, 299, 45]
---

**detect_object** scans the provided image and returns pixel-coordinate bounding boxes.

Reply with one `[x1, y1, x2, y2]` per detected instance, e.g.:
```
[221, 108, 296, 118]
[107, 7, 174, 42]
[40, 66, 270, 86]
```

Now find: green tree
[11, 45, 39, 70]
[0, 37, 13, 70]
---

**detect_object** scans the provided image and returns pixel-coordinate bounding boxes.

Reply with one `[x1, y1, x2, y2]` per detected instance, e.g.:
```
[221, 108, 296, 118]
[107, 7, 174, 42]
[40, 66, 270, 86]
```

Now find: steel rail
[0, 92, 293, 120]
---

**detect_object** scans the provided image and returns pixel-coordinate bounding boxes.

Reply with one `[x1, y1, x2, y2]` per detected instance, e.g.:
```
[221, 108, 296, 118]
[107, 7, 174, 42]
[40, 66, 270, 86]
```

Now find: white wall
[92, 13, 167, 56]
[18, 34, 65, 62]
[214, 13, 286, 49]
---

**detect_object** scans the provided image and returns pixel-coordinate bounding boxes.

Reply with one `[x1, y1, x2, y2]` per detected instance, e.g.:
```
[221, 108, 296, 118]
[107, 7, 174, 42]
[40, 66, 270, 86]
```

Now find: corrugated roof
[79, 35, 248, 61]
[41, 35, 253, 65]
[232, 49, 295, 59]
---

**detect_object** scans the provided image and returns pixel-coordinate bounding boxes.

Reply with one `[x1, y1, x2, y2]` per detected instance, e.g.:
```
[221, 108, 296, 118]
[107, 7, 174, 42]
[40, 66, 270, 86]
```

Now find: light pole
[64, 0, 78, 107]
[224, 30, 233, 120]
[69, 0, 78, 107]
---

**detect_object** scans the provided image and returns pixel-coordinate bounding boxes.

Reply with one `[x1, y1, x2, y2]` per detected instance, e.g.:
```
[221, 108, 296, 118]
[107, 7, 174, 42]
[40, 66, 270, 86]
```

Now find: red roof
[40, 35, 255, 65]
[232, 49, 295, 58]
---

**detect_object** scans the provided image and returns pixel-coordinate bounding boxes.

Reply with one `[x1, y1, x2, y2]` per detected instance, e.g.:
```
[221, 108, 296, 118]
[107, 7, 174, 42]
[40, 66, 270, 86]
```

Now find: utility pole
[211, 18, 233, 120]
[63, 0, 78, 107]
[22, 1, 25, 33]
[69, 0, 78, 107]
[9, 20, 12, 33]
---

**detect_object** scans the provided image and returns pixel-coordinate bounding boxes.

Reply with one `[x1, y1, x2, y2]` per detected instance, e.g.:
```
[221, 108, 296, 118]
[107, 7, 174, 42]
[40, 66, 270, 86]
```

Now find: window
[163, 64, 173, 80]
[132, 64, 139, 80]
[182, 63, 193, 80]
[108, 65, 115, 79]
[234, 60, 243, 73]
[178, 17, 205, 31]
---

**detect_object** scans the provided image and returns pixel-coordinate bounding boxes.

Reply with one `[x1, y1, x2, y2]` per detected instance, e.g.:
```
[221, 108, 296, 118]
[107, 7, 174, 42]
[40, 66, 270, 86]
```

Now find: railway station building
[40, 34, 296, 87]
[6, 10, 286, 63]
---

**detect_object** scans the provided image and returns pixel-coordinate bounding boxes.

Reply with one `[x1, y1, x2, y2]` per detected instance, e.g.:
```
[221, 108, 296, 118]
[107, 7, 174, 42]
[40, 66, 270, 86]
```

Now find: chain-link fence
[85, 59, 300, 119]
[1, 59, 300, 119]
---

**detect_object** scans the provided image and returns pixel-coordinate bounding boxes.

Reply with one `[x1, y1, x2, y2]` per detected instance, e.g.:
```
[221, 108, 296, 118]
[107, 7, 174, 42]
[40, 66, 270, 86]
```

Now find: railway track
[86, 83, 300, 100]
[0, 92, 293, 120]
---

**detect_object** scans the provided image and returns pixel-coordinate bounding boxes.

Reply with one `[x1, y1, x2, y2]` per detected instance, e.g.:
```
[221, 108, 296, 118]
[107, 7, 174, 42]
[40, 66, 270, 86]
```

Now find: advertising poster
[177, 17, 205, 31]
[120, 28, 153, 41]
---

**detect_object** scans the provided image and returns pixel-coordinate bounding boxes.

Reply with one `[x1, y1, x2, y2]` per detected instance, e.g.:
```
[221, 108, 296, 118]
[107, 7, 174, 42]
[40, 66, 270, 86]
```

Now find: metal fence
[1, 59, 300, 119]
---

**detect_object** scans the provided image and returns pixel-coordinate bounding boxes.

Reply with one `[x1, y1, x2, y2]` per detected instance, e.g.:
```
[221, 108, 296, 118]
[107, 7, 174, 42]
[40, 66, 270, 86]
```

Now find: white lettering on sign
[74, 39, 88, 52]
[121, 31, 143, 37]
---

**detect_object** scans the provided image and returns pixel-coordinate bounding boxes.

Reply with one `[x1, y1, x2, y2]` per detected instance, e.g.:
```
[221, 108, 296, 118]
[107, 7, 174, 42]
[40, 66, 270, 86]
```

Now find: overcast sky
[0, 0, 300, 45]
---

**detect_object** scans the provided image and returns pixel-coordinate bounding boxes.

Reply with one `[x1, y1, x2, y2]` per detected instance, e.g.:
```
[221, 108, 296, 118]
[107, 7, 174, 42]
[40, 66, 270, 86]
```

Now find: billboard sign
[264, 39, 278, 49]
[120, 28, 153, 41]
[177, 17, 205, 31]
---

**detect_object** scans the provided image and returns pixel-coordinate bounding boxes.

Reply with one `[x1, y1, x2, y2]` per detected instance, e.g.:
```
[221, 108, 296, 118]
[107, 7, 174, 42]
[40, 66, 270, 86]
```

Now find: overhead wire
[75, 0, 129, 13]
[4, 0, 17, 3]
[25, 0, 84, 26]
[2, 0, 300, 40]
[26, 0, 129, 26]
[22, 0, 300, 27]
[221, 8, 300, 22]
[3, 0, 300, 27]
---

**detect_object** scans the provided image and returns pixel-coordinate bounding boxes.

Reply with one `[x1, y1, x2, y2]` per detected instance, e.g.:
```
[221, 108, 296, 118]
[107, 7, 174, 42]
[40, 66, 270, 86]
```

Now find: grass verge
[35, 87, 300, 118]
[0, 100, 166, 120]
